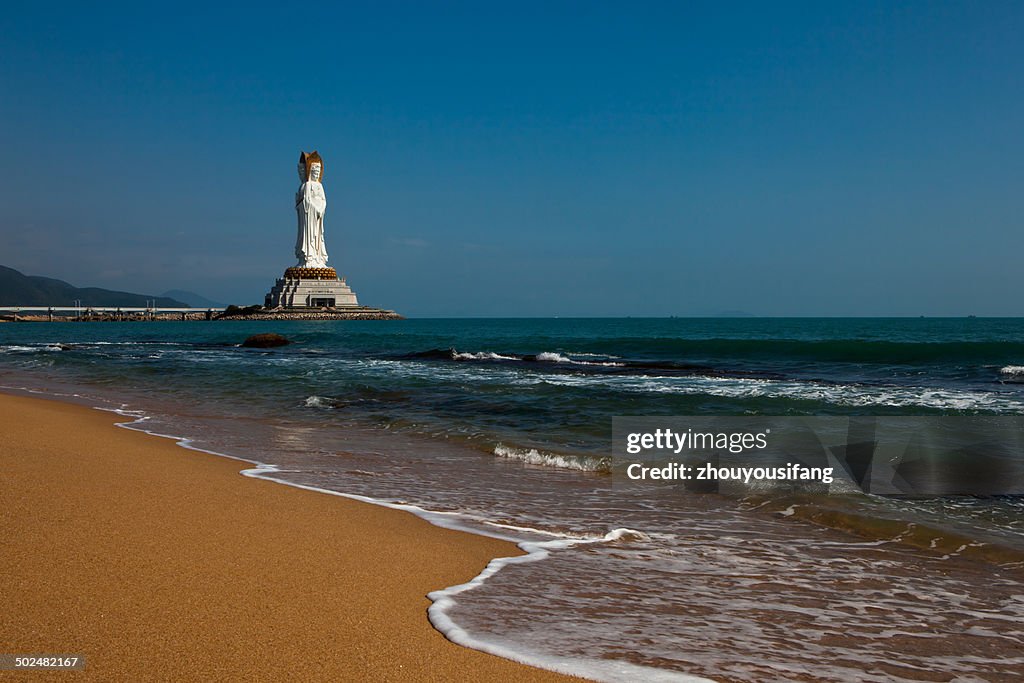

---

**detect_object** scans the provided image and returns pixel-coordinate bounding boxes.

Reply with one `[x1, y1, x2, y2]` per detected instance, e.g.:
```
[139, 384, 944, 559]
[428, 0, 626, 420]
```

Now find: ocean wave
[533, 373, 1024, 413]
[1001, 365, 1024, 377]
[453, 351, 519, 361]
[407, 348, 626, 367]
[768, 500, 1024, 565]
[398, 348, 795, 380]
[494, 444, 611, 473]
[89, 341, 192, 346]
[370, 355, 1024, 413]
[0, 344, 66, 354]
[407, 339, 1024, 372]
[535, 351, 625, 367]
[601, 527, 650, 543]
[481, 521, 651, 544]
[576, 337, 1024, 365]
[304, 395, 336, 409]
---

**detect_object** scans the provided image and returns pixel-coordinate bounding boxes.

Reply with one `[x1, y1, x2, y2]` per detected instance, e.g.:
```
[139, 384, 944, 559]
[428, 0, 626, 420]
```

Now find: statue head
[298, 150, 325, 183]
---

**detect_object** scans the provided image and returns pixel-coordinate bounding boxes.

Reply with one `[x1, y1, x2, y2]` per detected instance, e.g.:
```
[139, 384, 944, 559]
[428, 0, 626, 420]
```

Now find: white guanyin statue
[295, 151, 329, 268]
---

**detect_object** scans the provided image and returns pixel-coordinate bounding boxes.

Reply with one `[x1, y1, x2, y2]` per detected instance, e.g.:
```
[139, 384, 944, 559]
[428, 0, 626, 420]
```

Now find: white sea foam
[369, 355, 1024, 412]
[90, 405, 701, 683]
[453, 351, 518, 361]
[536, 351, 625, 367]
[533, 373, 1024, 413]
[303, 395, 334, 408]
[426, 528, 714, 683]
[0, 344, 64, 353]
[536, 351, 573, 363]
[493, 444, 611, 473]
[1001, 365, 1024, 376]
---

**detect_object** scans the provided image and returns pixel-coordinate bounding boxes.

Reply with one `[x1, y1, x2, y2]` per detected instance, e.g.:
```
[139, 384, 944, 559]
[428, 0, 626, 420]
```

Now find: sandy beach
[0, 392, 574, 682]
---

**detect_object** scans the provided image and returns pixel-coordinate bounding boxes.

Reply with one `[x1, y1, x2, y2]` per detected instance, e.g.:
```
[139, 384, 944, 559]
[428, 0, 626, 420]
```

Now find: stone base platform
[265, 271, 359, 309]
[224, 307, 403, 321]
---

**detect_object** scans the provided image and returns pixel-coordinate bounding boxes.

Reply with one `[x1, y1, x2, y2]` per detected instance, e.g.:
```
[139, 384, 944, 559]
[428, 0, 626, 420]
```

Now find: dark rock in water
[242, 333, 291, 348]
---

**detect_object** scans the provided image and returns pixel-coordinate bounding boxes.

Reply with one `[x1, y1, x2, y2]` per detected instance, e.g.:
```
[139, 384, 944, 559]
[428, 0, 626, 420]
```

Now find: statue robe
[295, 180, 328, 268]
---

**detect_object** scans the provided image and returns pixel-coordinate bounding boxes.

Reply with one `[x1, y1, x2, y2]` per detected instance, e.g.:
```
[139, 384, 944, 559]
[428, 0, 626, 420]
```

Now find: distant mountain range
[159, 289, 226, 308]
[0, 265, 189, 307]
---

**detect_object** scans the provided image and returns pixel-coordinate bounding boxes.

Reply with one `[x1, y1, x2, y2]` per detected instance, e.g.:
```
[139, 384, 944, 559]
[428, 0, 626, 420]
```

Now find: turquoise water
[3, 318, 1024, 681]
[3, 317, 1024, 451]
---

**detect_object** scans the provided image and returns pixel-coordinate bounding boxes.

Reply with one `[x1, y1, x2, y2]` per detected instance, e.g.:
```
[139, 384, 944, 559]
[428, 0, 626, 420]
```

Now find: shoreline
[4, 318, 1023, 680]
[1, 307, 404, 322]
[0, 391, 575, 681]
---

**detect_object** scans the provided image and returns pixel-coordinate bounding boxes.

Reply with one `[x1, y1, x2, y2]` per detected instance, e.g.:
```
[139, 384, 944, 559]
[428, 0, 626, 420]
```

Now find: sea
[2, 317, 1024, 682]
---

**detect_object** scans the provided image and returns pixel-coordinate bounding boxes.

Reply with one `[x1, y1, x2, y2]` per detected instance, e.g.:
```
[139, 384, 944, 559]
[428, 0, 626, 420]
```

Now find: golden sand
[0, 393, 575, 681]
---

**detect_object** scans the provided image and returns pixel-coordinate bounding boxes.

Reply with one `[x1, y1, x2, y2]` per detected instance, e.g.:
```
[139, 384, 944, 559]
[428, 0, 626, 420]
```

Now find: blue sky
[1, 2, 1022, 316]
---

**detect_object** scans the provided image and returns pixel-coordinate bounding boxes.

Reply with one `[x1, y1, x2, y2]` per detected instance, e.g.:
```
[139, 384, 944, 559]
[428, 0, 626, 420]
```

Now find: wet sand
[0, 392, 576, 681]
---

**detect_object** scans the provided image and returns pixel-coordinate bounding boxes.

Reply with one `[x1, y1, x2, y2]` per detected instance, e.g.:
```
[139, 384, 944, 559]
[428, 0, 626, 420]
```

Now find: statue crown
[298, 151, 324, 182]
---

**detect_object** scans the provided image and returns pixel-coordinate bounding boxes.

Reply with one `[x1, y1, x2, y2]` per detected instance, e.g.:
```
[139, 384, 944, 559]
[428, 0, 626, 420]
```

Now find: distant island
[0, 264, 402, 322]
[0, 265, 189, 308]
